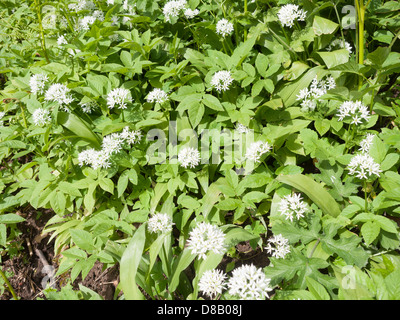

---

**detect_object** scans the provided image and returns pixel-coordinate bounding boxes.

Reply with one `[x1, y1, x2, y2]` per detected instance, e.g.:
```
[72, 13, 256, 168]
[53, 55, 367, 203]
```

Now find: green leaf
[0, 214, 25, 224]
[202, 94, 224, 111]
[306, 276, 331, 300]
[120, 223, 146, 300]
[313, 16, 339, 36]
[99, 178, 114, 194]
[361, 221, 381, 246]
[169, 248, 197, 292]
[318, 49, 349, 69]
[57, 112, 101, 148]
[70, 229, 95, 252]
[276, 174, 341, 217]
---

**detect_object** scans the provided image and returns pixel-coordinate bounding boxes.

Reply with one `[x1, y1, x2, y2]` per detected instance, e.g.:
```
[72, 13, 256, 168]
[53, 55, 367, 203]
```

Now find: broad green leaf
[0, 214, 26, 224]
[120, 223, 146, 300]
[313, 16, 339, 36]
[70, 229, 95, 252]
[361, 221, 381, 246]
[318, 49, 349, 69]
[306, 276, 331, 300]
[169, 248, 197, 292]
[57, 112, 101, 148]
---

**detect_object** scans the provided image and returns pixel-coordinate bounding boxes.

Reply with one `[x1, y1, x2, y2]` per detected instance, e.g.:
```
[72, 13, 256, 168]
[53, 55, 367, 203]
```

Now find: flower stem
[0, 268, 18, 300]
[33, 0, 50, 63]
[364, 180, 368, 213]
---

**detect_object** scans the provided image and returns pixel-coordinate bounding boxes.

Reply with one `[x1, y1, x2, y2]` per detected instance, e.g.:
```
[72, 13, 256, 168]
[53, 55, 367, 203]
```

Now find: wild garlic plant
[0, 0, 400, 301]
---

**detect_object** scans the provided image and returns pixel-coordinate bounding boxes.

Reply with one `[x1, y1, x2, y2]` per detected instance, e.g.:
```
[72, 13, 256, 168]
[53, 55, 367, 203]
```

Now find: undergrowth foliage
[0, 0, 400, 300]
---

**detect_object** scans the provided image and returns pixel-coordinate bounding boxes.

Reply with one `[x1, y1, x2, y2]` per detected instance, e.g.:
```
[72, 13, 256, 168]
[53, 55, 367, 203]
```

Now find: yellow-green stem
[0, 268, 18, 300]
[34, 0, 50, 63]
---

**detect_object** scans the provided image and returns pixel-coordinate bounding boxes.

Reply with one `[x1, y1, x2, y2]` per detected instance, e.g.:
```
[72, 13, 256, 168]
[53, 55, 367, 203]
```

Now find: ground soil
[0, 206, 268, 300]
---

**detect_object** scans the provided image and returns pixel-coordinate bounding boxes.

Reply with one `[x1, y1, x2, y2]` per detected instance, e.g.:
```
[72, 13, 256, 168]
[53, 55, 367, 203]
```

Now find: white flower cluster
[147, 213, 174, 234]
[163, 0, 187, 22]
[79, 101, 97, 113]
[296, 75, 336, 112]
[44, 83, 74, 109]
[277, 4, 307, 28]
[327, 39, 353, 55]
[359, 133, 375, 154]
[57, 34, 68, 46]
[210, 70, 234, 92]
[187, 222, 226, 260]
[68, 0, 95, 12]
[198, 269, 227, 298]
[0, 111, 5, 126]
[32, 108, 52, 126]
[347, 153, 382, 180]
[216, 18, 234, 37]
[184, 8, 200, 19]
[78, 127, 142, 170]
[337, 100, 371, 125]
[227, 264, 272, 300]
[245, 141, 272, 163]
[69, 1, 105, 31]
[30, 74, 49, 95]
[235, 123, 251, 134]
[265, 234, 291, 259]
[146, 88, 169, 104]
[107, 88, 132, 109]
[278, 193, 308, 222]
[178, 147, 201, 168]
[198, 264, 272, 300]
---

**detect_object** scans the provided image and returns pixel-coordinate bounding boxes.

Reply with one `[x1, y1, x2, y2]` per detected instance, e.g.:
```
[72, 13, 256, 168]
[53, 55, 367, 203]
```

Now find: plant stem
[308, 239, 320, 258]
[364, 180, 368, 213]
[33, 0, 50, 63]
[0, 268, 18, 300]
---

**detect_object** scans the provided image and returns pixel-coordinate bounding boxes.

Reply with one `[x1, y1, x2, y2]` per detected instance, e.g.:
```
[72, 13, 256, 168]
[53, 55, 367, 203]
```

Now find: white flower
[163, 0, 187, 22]
[178, 147, 201, 168]
[57, 34, 68, 46]
[78, 15, 96, 30]
[216, 18, 234, 37]
[30, 74, 48, 95]
[0, 111, 5, 126]
[120, 126, 142, 145]
[184, 8, 199, 19]
[92, 10, 105, 22]
[245, 141, 272, 163]
[32, 108, 51, 126]
[265, 234, 291, 259]
[146, 88, 169, 104]
[227, 264, 272, 300]
[187, 222, 226, 260]
[359, 133, 375, 154]
[69, 0, 95, 12]
[44, 83, 74, 106]
[277, 4, 307, 28]
[102, 133, 124, 156]
[327, 39, 353, 55]
[337, 100, 370, 125]
[107, 0, 114, 5]
[111, 15, 120, 25]
[347, 153, 382, 179]
[148, 213, 174, 234]
[210, 70, 234, 92]
[78, 148, 111, 170]
[79, 101, 97, 113]
[198, 269, 227, 298]
[278, 193, 308, 222]
[107, 88, 132, 109]
[296, 75, 336, 112]
[235, 123, 251, 134]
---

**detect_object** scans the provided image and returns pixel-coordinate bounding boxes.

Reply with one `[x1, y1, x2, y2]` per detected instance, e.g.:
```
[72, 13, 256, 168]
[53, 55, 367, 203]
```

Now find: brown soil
[0, 206, 119, 300]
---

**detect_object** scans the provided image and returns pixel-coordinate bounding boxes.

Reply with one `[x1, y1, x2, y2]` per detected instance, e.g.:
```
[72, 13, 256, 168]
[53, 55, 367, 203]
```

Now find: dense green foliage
[1, 0, 400, 300]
